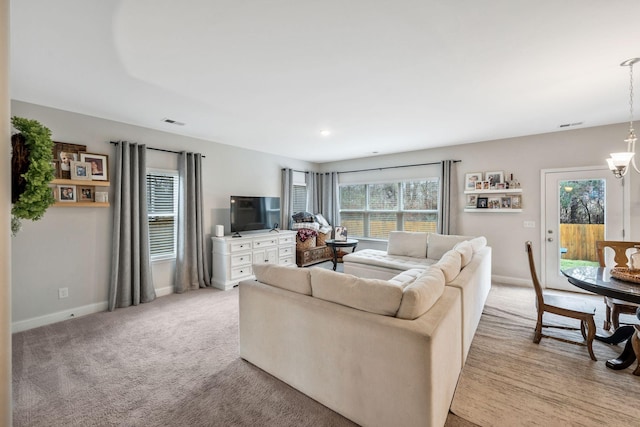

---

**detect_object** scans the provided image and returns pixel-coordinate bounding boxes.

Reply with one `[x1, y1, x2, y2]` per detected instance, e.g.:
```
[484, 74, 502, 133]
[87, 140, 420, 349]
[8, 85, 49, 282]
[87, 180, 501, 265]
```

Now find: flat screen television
[230, 196, 280, 234]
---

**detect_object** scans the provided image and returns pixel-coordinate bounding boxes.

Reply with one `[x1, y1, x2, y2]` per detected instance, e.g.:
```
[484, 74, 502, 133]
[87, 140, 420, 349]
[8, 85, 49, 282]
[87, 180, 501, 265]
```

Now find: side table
[325, 239, 359, 271]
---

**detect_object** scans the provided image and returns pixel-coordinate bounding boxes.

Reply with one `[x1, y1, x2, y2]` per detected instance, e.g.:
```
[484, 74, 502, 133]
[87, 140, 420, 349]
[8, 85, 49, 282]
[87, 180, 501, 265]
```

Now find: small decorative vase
[630, 245, 640, 272]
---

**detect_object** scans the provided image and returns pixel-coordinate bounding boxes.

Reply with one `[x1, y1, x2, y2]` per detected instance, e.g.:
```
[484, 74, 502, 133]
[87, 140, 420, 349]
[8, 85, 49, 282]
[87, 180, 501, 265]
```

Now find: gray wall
[10, 100, 314, 330]
[322, 124, 639, 283]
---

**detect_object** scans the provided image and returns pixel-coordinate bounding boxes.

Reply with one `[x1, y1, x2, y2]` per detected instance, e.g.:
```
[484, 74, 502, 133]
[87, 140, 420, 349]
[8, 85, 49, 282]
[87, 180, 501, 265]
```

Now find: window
[292, 171, 308, 214]
[147, 170, 179, 260]
[339, 179, 439, 239]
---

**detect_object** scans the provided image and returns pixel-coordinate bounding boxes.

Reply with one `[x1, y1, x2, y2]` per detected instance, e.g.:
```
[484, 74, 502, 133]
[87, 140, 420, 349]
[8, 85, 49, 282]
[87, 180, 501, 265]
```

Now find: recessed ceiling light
[319, 129, 331, 137]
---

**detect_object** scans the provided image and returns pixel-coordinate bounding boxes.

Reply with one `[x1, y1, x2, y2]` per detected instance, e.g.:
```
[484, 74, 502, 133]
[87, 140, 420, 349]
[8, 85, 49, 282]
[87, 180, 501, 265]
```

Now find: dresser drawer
[279, 256, 295, 266]
[230, 241, 252, 252]
[254, 237, 278, 249]
[279, 246, 294, 257]
[279, 234, 295, 245]
[230, 265, 252, 280]
[231, 253, 252, 267]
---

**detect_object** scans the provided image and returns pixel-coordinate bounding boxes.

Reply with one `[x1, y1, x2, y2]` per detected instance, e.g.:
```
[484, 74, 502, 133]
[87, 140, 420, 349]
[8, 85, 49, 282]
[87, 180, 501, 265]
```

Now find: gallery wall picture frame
[70, 161, 92, 180]
[465, 172, 483, 190]
[501, 196, 512, 208]
[334, 226, 348, 241]
[466, 194, 477, 208]
[80, 153, 108, 181]
[488, 197, 501, 209]
[78, 186, 94, 202]
[57, 184, 77, 202]
[52, 142, 87, 179]
[485, 171, 504, 189]
[511, 195, 522, 209]
[476, 197, 488, 208]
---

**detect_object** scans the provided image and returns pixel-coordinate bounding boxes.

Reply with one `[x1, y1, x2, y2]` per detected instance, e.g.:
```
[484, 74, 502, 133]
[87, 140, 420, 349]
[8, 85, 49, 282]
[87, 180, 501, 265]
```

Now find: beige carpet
[450, 283, 640, 426]
[12, 279, 640, 426]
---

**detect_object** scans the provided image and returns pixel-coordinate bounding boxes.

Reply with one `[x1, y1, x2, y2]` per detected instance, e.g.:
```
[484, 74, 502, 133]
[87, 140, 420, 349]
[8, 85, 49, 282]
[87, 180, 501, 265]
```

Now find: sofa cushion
[253, 263, 312, 295]
[396, 268, 446, 320]
[427, 233, 473, 260]
[387, 231, 428, 258]
[434, 250, 463, 282]
[388, 268, 426, 289]
[343, 249, 437, 272]
[469, 236, 488, 252]
[454, 240, 473, 267]
[309, 268, 403, 316]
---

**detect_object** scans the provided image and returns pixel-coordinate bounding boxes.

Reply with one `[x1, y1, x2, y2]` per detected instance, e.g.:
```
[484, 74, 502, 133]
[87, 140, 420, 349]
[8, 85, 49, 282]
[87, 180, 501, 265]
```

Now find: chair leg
[612, 305, 621, 331]
[632, 327, 640, 376]
[534, 311, 543, 344]
[580, 319, 587, 340]
[586, 316, 597, 361]
[604, 298, 612, 331]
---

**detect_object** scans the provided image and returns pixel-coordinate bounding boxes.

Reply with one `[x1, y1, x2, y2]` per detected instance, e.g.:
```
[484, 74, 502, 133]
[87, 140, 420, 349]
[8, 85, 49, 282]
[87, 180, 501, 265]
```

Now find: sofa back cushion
[427, 233, 473, 260]
[454, 240, 473, 267]
[396, 268, 446, 320]
[469, 236, 488, 252]
[434, 250, 463, 282]
[253, 263, 312, 295]
[310, 268, 403, 316]
[387, 231, 428, 258]
[388, 268, 425, 289]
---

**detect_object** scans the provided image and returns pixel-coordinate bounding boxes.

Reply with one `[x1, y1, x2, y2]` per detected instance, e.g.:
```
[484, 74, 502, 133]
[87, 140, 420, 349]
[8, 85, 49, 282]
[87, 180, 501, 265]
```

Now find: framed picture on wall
[57, 185, 76, 202]
[78, 186, 94, 202]
[70, 161, 92, 180]
[80, 153, 108, 181]
[485, 171, 504, 189]
[476, 197, 488, 209]
[466, 194, 477, 208]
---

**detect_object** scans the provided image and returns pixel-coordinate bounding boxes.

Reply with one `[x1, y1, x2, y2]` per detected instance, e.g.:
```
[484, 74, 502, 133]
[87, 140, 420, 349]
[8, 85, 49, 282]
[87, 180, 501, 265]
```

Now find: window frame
[338, 178, 439, 239]
[146, 168, 179, 261]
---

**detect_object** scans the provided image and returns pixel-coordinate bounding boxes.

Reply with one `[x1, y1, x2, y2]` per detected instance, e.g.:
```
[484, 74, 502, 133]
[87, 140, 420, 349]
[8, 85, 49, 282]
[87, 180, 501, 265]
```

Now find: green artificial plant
[11, 116, 55, 235]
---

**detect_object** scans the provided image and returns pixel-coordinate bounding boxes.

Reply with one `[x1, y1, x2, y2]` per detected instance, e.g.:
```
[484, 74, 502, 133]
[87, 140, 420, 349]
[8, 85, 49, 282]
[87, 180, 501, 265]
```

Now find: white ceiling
[10, 0, 640, 163]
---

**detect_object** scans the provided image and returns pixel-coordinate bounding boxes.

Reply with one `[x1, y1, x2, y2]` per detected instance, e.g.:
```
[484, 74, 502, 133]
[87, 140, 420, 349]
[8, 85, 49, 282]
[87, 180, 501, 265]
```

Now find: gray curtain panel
[438, 160, 454, 235]
[281, 168, 293, 230]
[175, 152, 211, 293]
[108, 141, 156, 311]
[312, 172, 340, 226]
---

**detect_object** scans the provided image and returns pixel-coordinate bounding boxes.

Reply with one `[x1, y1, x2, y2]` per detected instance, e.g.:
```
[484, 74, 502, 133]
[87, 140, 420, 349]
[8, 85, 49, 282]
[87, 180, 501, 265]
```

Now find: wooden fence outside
[560, 224, 605, 261]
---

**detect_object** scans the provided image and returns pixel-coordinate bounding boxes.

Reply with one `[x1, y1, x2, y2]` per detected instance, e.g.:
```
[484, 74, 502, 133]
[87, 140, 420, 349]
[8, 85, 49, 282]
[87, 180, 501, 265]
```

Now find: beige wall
[1, 0, 12, 423]
[322, 124, 639, 283]
[10, 101, 315, 330]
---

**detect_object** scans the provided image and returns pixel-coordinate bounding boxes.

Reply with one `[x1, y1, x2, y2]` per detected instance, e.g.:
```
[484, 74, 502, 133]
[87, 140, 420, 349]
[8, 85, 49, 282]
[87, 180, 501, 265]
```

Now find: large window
[339, 179, 439, 239]
[147, 170, 179, 260]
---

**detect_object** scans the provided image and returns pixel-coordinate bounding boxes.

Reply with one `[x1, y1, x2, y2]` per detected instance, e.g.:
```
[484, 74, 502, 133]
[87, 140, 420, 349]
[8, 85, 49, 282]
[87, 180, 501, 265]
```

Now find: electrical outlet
[523, 221, 536, 228]
[58, 287, 69, 299]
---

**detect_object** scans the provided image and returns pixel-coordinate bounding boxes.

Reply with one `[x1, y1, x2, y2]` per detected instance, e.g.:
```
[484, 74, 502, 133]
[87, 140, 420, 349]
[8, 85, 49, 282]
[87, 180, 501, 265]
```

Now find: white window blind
[292, 184, 307, 213]
[147, 170, 179, 259]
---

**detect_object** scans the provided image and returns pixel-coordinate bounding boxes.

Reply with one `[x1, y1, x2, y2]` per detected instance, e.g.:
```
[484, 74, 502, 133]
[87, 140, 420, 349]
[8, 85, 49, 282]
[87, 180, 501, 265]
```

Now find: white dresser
[211, 230, 296, 290]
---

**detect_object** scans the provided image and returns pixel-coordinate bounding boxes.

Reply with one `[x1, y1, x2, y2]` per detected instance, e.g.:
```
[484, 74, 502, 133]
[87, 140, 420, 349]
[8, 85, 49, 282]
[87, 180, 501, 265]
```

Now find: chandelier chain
[630, 62, 635, 132]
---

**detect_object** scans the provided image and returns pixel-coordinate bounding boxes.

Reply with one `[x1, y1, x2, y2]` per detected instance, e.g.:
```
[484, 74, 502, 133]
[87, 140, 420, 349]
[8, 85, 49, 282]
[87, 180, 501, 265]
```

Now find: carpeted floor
[11, 277, 640, 426]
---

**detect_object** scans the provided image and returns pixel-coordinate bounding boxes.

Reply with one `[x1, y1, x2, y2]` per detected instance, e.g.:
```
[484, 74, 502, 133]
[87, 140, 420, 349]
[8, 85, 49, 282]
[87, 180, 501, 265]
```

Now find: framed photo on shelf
[488, 197, 501, 209]
[482, 181, 490, 190]
[70, 161, 92, 180]
[78, 186, 94, 202]
[485, 171, 504, 189]
[511, 195, 522, 209]
[57, 185, 76, 202]
[465, 172, 483, 191]
[476, 197, 488, 209]
[80, 153, 108, 181]
[466, 194, 477, 208]
[501, 197, 512, 208]
[53, 142, 87, 179]
[334, 226, 348, 241]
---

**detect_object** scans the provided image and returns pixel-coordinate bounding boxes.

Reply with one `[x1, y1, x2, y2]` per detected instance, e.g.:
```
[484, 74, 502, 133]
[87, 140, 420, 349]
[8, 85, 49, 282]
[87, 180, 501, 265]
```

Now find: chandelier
[607, 58, 640, 178]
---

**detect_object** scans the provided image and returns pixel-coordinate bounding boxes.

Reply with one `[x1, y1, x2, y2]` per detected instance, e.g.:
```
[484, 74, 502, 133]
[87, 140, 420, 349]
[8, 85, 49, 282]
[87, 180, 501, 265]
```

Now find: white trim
[12, 286, 175, 333]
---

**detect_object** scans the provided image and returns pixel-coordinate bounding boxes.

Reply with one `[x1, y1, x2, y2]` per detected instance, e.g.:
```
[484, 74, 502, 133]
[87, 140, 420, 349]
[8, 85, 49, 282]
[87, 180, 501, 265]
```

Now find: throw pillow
[434, 250, 462, 282]
[469, 236, 488, 252]
[396, 268, 446, 320]
[292, 211, 315, 223]
[454, 240, 473, 267]
[309, 268, 403, 316]
[315, 213, 330, 227]
[253, 263, 312, 295]
[427, 233, 473, 260]
[387, 231, 428, 258]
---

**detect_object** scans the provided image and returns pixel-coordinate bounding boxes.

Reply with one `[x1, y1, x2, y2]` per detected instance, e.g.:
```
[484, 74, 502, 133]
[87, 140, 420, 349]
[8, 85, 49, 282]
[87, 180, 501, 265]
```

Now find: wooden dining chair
[525, 241, 597, 360]
[595, 240, 640, 331]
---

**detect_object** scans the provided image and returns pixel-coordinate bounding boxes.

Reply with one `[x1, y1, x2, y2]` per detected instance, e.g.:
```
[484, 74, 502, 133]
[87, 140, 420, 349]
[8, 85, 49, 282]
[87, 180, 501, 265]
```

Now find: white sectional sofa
[239, 233, 491, 427]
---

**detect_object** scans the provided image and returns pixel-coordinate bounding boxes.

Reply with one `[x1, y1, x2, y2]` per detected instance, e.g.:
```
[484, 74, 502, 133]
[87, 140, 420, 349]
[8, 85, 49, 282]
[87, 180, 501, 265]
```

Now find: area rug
[450, 283, 640, 426]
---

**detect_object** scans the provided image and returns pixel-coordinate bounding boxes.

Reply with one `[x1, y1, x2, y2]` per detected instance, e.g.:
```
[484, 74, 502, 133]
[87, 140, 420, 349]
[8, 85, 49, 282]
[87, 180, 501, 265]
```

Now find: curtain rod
[338, 160, 461, 174]
[109, 141, 206, 158]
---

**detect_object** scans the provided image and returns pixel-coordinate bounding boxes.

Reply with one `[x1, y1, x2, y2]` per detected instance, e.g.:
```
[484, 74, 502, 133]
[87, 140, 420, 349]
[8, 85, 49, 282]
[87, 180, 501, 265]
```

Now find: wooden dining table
[562, 266, 640, 374]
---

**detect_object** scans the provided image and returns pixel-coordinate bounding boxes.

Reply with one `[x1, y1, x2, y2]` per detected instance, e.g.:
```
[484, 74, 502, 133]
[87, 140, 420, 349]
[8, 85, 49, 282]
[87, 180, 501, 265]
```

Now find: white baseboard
[491, 275, 531, 287]
[12, 286, 175, 333]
